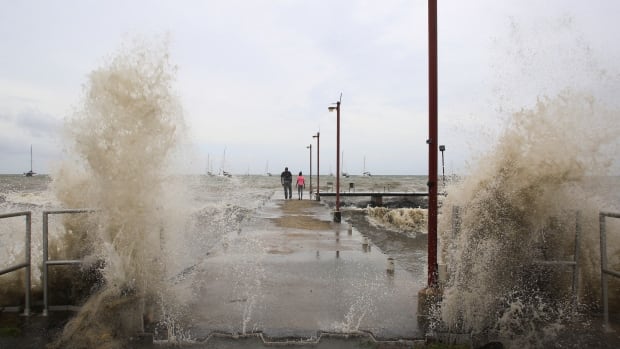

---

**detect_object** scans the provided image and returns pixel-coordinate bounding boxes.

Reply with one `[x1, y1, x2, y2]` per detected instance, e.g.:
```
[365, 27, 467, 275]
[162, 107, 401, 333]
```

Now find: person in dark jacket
[280, 167, 293, 199]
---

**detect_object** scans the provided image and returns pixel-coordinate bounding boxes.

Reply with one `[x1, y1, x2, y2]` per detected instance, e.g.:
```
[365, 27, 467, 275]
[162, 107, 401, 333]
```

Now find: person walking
[296, 171, 305, 200]
[280, 167, 293, 199]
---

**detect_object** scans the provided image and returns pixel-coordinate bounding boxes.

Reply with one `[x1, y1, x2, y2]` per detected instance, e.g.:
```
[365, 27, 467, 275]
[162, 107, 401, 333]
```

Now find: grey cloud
[16, 110, 61, 138]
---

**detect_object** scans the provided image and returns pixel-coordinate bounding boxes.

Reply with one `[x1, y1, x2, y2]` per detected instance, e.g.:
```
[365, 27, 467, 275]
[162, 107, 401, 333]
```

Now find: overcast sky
[1, 1, 619, 175]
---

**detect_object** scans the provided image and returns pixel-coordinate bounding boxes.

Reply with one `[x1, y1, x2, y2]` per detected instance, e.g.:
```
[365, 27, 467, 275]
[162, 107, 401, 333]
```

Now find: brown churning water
[435, 18, 620, 347]
[437, 91, 620, 347]
[49, 38, 189, 349]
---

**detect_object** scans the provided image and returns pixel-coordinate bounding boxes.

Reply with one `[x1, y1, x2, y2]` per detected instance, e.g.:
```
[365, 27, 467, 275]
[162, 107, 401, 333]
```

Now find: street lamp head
[328, 106, 337, 112]
[439, 145, 446, 151]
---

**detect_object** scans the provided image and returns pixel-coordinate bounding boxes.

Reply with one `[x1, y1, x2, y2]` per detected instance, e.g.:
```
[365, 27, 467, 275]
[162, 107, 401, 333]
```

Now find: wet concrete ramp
[179, 199, 425, 341]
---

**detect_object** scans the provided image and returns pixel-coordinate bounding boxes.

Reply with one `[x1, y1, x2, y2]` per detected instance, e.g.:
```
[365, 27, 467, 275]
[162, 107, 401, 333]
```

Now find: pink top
[296, 176, 305, 186]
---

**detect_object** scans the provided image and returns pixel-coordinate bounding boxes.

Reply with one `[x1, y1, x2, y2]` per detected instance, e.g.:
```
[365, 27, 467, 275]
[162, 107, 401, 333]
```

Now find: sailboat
[23, 145, 36, 177]
[266, 161, 272, 176]
[362, 156, 371, 176]
[206, 154, 215, 176]
[341, 151, 350, 178]
[219, 148, 232, 178]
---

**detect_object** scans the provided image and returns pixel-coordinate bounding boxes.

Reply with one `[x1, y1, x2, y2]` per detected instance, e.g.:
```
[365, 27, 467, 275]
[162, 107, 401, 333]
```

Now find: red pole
[308, 144, 312, 197]
[427, 0, 438, 288]
[335, 101, 341, 221]
[314, 132, 320, 200]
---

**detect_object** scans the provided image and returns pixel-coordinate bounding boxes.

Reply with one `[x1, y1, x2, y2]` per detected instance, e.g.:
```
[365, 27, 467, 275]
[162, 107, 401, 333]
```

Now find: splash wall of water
[438, 91, 620, 346]
[436, 16, 620, 347]
[48, 38, 190, 348]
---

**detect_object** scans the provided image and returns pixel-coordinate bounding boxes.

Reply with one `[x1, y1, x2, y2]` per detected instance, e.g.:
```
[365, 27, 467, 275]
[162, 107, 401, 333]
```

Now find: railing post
[598, 211, 620, 331]
[40, 209, 95, 316]
[43, 211, 49, 316]
[0, 211, 32, 316]
[572, 210, 581, 307]
[24, 212, 31, 316]
[600, 212, 609, 329]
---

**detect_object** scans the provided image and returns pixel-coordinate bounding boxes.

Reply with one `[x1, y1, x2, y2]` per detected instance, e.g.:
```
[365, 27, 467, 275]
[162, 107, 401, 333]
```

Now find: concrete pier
[184, 198, 424, 341]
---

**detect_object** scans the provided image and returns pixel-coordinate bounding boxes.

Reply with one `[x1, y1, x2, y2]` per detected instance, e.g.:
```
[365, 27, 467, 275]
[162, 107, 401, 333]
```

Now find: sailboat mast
[221, 147, 226, 175]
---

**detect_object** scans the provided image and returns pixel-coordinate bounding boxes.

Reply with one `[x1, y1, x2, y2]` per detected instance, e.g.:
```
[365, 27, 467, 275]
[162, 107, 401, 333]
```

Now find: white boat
[362, 156, 371, 176]
[266, 161, 272, 176]
[23, 145, 36, 177]
[341, 151, 349, 178]
[207, 154, 215, 176]
[219, 148, 232, 178]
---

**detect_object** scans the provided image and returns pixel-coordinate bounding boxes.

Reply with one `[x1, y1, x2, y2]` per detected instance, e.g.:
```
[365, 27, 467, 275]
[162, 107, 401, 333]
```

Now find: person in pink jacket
[296, 171, 305, 200]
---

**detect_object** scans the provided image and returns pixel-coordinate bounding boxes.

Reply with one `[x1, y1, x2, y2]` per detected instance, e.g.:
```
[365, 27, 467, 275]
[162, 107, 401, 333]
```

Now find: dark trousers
[283, 183, 292, 199]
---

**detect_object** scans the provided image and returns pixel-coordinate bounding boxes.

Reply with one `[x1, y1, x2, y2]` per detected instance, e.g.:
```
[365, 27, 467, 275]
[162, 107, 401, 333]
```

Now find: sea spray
[437, 91, 620, 347]
[367, 207, 427, 235]
[331, 270, 384, 334]
[49, 38, 188, 349]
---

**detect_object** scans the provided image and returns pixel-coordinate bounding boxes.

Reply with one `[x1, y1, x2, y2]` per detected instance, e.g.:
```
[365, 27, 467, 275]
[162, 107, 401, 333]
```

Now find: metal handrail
[42, 209, 95, 316]
[448, 207, 582, 304]
[0, 211, 31, 316]
[533, 211, 581, 307]
[600, 211, 620, 331]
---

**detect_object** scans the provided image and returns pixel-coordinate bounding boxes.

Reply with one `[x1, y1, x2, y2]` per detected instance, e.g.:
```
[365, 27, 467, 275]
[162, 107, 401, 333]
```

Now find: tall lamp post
[313, 132, 320, 201]
[418, 0, 440, 329]
[306, 144, 312, 198]
[328, 95, 342, 223]
[427, 0, 439, 288]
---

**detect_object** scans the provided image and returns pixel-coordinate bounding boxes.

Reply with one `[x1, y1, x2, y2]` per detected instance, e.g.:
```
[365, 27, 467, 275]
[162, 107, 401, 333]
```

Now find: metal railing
[534, 211, 581, 307]
[0, 211, 31, 316]
[600, 211, 620, 330]
[447, 207, 582, 303]
[42, 209, 94, 316]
